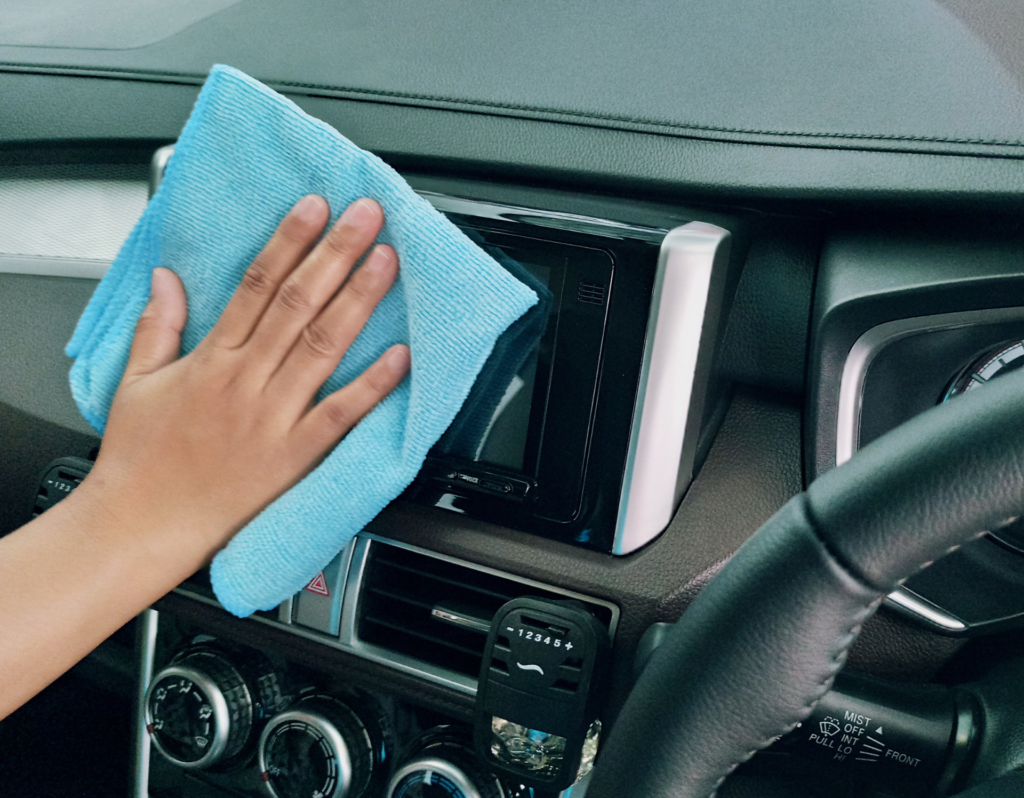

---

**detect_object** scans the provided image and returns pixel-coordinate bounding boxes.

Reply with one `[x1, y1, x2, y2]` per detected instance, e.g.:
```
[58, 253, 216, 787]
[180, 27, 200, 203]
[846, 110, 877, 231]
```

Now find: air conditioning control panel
[139, 613, 541, 798]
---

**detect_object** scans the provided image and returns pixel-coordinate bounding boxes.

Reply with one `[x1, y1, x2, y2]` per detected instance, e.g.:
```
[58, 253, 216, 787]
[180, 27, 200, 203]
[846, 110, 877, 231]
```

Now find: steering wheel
[587, 367, 1024, 798]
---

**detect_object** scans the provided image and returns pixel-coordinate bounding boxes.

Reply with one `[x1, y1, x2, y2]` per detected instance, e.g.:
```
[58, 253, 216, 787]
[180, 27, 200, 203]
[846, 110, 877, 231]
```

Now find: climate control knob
[258, 695, 376, 798]
[145, 646, 256, 769]
[387, 735, 508, 798]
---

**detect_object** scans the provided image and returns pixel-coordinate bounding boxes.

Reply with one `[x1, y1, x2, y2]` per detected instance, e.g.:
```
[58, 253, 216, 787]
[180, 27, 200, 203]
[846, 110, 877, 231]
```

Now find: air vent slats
[356, 543, 614, 681]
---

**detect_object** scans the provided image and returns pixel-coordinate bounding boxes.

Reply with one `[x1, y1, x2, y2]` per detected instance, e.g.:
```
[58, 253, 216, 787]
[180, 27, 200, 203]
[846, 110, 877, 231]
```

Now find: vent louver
[356, 543, 614, 680]
[577, 281, 607, 306]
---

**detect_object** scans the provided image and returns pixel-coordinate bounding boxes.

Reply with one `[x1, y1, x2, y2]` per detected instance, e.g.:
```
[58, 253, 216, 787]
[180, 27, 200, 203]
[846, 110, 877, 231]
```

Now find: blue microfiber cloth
[66, 65, 537, 617]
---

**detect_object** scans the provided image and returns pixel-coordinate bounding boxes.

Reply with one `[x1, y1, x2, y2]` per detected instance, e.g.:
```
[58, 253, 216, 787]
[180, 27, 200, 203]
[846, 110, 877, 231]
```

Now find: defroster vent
[356, 542, 615, 681]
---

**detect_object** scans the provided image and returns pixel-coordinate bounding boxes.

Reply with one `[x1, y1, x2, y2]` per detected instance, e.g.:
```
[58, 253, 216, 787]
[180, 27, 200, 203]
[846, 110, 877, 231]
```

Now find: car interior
[3, 2, 1024, 797]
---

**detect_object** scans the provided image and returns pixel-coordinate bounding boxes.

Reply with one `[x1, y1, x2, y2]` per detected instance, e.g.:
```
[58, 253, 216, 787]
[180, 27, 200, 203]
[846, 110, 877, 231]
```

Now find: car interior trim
[0, 255, 110, 279]
[882, 586, 968, 634]
[173, 533, 620, 698]
[835, 306, 1024, 635]
[613, 222, 731, 555]
[133, 608, 159, 798]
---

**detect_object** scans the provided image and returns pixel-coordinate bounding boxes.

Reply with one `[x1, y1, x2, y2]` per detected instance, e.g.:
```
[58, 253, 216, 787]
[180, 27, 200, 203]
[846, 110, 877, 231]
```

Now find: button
[292, 548, 348, 635]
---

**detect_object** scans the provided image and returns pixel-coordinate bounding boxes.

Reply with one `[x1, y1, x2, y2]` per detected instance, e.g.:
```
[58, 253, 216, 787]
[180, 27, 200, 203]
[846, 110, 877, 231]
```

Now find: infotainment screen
[417, 224, 616, 525]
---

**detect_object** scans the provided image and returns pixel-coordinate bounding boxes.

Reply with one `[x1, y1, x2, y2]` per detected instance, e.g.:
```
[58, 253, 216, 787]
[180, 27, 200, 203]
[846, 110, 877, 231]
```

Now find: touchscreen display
[433, 256, 554, 473]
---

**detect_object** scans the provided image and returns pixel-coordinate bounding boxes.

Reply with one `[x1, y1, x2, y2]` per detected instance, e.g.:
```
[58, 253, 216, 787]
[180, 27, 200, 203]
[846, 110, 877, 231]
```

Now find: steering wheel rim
[587, 367, 1024, 798]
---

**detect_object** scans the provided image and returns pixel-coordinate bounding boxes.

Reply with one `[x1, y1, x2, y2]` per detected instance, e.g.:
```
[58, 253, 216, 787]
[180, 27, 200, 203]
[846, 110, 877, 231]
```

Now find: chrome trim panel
[613, 222, 731, 555]
[835, 307, 1024, 468]
[417, 191, 667, 243]
[883, 589, 968, 633]
[132, 608, 159, 798]
[835, 307, 1024, 633]
[175, 533, 619, 697]
[150, 145, 175, 198]
[0, 255, 110, 279]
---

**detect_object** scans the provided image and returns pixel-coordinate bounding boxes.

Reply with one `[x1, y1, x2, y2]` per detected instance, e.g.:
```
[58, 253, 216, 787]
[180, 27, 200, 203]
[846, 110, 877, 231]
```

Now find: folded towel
[66, 65, 538, 617]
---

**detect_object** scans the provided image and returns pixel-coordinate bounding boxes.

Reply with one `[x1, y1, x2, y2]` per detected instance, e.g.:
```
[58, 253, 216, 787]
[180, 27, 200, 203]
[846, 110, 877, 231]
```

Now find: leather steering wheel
[587, 367, 1024, 798]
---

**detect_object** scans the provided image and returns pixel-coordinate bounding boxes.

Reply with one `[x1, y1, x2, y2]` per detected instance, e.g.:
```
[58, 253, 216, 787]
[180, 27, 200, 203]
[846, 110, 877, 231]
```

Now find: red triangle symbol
[305, 572, 329, 597]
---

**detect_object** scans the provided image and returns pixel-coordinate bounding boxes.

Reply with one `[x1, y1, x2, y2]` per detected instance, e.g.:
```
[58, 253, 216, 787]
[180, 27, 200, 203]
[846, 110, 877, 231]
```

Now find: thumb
[124, 267, 187, 380]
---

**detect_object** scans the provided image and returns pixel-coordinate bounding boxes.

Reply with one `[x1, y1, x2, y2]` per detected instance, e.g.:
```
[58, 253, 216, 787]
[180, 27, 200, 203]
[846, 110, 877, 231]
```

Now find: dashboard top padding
[2, 0, 1024, 160]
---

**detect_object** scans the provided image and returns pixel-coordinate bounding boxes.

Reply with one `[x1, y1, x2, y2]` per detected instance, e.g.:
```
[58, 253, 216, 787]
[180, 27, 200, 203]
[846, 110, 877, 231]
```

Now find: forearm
[0, 476, 212, 720]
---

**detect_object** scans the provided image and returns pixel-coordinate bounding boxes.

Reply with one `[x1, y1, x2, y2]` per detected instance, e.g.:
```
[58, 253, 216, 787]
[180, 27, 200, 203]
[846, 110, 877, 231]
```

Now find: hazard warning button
[305, 571, 330, 597]
[293, 549, 348, 635]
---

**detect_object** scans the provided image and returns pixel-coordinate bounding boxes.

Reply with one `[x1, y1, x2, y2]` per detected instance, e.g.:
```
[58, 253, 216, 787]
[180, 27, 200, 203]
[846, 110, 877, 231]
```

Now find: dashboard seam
[4, 63, 1024, 153]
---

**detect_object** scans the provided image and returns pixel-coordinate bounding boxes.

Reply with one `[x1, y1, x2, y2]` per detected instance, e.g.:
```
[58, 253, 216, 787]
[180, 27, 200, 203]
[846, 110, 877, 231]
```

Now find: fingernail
[293, 195, 326, 223]
[150, 267, 171, 299]
[387, 346, 410, 375]
[340, 198, 380, 228]
[365, 245, 396, 274]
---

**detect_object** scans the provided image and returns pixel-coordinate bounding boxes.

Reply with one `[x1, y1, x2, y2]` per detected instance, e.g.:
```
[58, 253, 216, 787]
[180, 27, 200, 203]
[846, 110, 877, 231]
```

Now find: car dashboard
[3, 2, 1024, 798]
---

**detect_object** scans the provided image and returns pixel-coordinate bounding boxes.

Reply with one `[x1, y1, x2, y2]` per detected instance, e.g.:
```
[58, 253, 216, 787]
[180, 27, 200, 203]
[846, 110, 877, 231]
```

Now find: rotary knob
[145, 643, 281, 770]
[258, 695, 376, 798]
[387, 735, 508, 798]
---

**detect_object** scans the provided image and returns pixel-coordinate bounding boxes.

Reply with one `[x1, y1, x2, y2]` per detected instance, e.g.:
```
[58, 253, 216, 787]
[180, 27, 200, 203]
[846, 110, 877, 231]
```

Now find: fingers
[205, 195, 329, 350]
[123, 268, 188, 380]
[298, 345, 410, 453]
[244, 199, 384, 368]
[269, 244, 398, 403]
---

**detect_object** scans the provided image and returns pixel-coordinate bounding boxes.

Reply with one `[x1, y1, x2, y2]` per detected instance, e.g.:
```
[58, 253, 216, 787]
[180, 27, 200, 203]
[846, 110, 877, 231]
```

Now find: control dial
[145, 648, 255, 769]
[258, 695, 374, 798]
[387, 739, 507, 798]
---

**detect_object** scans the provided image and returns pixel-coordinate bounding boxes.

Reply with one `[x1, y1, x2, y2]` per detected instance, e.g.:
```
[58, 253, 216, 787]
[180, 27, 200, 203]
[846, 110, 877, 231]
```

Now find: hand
[87, 195, 409, 558]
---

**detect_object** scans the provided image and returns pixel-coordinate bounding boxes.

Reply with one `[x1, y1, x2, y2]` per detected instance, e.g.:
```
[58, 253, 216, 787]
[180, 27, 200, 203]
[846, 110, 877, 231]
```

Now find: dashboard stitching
[4, 63, 1024, 151]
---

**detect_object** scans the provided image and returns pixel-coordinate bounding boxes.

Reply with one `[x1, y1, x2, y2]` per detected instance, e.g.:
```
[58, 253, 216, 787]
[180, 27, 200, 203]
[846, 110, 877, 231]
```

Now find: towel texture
[66, 65, 537, 617]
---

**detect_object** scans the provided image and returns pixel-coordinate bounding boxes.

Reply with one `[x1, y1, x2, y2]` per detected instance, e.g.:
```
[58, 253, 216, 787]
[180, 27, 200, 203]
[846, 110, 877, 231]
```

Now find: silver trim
[417, 191, 667, 243]
[836, 307, 1024, 468]
[386, 756, 485, 798]
[431, 604, 493, 634]
[884, 588, 968, 633]
[144, 663, 233, 769]
[150, 145, 174, 199]
[131, 609, 159, 798]
[834, 307, 1024, 632]
[0, 255, 110, 280]
[258, 709, 355, 798]
[613, 222, 731, 555]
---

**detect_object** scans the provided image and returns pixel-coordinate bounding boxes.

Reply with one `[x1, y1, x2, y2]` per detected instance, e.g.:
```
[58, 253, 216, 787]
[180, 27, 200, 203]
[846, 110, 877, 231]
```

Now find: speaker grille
[577, 281, 607, 306]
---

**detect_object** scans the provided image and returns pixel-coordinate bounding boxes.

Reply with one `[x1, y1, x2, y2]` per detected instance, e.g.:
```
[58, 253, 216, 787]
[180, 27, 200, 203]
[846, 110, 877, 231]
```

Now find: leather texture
[588, 367, 1024, 798]
[3, 0, 1024, 160]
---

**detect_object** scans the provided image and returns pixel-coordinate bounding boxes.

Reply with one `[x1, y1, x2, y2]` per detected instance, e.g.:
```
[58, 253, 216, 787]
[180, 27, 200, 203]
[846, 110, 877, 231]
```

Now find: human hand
[84, 195, 409, 560]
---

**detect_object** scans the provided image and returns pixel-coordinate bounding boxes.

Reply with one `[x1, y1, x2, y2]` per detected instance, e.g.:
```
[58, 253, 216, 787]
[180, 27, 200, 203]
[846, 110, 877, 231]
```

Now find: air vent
[356, 542, 615, 680]
[576, 281, 607, 306]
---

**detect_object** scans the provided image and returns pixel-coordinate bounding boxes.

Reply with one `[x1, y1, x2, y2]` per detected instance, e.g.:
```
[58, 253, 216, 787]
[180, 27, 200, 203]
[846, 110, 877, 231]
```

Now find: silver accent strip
[0, 255, 110, 279]
[144, 663, 233, 769]
[386, 756, 485, 798]
[131, 608, 159, 798]
[175, 533, 619, 697]
[836, 307, 1024, 467]
[613, 222, 731, 555]
[417, 191, 667, 243]
[258, 709, 354, 798]
[150, 145, 174, 198]
[884, 589, 968, 633]
[835, 307, 1024, 632]
[431, 604, 493, 634]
